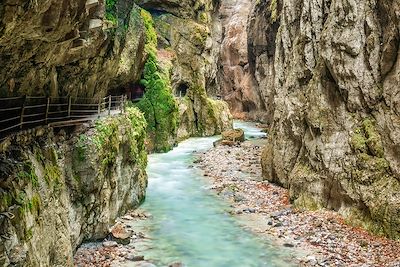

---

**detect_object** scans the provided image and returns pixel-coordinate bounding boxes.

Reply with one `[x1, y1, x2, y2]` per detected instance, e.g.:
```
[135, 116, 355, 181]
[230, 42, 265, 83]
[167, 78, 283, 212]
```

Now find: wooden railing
[0, 95, 127, 142]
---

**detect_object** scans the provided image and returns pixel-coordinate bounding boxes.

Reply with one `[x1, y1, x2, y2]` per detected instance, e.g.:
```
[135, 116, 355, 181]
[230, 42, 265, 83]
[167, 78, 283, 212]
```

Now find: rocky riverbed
[194, 137, 400, 267]
[74, 210, 157, 267]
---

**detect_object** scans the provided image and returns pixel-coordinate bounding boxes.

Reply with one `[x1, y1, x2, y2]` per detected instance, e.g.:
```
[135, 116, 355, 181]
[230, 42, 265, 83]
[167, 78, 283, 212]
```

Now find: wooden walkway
[0, 95, 127, 142]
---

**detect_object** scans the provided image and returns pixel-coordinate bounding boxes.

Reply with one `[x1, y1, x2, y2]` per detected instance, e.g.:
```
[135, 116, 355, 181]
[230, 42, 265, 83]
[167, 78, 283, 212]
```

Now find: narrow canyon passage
[127, 122, 293, 266]
[1, 0, 400, 266]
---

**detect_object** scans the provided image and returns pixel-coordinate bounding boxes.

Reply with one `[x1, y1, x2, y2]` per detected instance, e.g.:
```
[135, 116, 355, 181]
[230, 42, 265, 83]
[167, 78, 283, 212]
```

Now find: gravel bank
[194, 140, 400, 267]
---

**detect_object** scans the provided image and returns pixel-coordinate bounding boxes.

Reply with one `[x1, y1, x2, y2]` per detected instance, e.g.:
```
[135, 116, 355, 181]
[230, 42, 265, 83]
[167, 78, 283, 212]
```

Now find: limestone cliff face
[136, 0, 233, 141]
[0, 108, 147, 266]
[248, 0, 400, 238]
[0, 0, 146, 98]
[217, 0, 264, 120]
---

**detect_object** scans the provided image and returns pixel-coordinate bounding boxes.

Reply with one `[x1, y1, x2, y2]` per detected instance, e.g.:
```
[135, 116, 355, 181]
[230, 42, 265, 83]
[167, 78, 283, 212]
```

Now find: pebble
[103, 241, 118, 248]
[126, 254, 145, 261]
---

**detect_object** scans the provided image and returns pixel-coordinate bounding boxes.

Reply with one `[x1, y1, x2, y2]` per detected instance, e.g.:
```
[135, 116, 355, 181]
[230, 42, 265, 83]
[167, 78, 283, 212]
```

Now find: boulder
[222, 129, 245, 143]
[110, 222, 133, 243]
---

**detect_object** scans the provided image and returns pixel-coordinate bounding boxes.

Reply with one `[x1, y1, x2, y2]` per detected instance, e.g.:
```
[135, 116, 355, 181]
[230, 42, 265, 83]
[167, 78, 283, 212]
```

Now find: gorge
[0, 0, 400, 266]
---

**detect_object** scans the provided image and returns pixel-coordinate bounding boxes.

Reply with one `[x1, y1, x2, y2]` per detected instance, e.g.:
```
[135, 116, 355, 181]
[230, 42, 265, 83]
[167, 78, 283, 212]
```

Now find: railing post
[20, 96, 26, 129]
[45, 97, 50, 124]
[108, 95, 111, 116]
[120, 95, 124, 114]
[68, 96, 72, 118]
[98, 98, 101, 118]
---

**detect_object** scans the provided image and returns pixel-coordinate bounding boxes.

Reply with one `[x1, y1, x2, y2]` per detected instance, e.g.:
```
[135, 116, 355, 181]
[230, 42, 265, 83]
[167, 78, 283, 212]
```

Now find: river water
[129, 121, 294, 267]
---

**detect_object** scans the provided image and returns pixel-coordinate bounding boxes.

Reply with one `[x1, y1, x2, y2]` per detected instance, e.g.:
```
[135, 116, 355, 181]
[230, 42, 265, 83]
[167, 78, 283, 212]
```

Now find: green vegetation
[105, 0, 118, 25]
[135, 9, 179, 152]
[24, 227, 33, 241]
[141, 9, 157, 52]
[363, 118, 384, 157]
[17, 162, 39, 187]
[76, 134, 88, 162]
[351, 118, 385, 157]
[93, 107, 148, 171]
[44, 164, 61, 185]
[269, 0, 278, 23]
[351, 127, 367, 153]
[350, 117, 391, 185]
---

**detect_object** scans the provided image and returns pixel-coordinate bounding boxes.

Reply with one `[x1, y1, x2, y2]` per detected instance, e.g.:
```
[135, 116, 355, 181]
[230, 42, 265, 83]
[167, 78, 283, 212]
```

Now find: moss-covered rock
[135, 10, 179, 152]
[0, 109, 148, 266]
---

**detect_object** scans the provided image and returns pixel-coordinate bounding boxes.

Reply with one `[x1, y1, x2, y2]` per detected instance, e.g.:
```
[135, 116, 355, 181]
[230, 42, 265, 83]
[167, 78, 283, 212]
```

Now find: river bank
[74, 129, 295, 267]
[194, 123, 400, 267]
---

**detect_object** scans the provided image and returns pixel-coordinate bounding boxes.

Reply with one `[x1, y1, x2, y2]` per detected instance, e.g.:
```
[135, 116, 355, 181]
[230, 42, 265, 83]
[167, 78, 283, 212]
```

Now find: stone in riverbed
[126, 254, 145, 261]
[222, 129, 245, 143]
[103, 241, 118, 248]
[110, 222, 133, 244]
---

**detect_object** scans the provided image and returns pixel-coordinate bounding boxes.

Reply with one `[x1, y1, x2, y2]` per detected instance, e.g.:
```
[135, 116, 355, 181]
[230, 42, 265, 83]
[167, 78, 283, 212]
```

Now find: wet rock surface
[195, 140, 400, 266]
[0, 109, 148, 266]
[74, 210, 153, 267]
[247, 0, 400, 238]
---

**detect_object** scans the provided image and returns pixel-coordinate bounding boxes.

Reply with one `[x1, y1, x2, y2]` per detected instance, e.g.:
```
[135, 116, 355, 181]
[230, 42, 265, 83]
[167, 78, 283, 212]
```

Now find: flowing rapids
[127, 122, 294, 267]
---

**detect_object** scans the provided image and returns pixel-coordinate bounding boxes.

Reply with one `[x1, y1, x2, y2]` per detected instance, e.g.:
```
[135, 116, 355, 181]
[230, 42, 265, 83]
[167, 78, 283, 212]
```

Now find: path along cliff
[1, 0, 400, 265]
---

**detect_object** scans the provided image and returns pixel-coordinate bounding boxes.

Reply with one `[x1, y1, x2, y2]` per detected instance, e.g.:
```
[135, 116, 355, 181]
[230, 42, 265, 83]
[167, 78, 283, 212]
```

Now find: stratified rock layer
[0, 108, 148, 266]
[248, 0, 400, 238]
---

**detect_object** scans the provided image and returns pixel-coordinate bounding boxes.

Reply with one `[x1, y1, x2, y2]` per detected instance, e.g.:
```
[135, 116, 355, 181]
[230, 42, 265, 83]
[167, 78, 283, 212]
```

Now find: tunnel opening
[110, 82, 145, 102]
[176, 83, 188, 97]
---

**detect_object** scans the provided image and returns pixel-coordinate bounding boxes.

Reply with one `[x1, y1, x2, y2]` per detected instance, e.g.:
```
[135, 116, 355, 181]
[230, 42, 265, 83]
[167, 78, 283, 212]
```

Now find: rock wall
[217, 0, 265, 120]
[0, 0, 146, 99]
[0, 107, 148, 266]
[136, 0, 233, 141]
[248, 0, 400, 238]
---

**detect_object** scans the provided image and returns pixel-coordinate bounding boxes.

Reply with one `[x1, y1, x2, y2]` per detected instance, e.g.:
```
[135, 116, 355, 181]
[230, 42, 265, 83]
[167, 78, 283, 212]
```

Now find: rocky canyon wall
[248, 0, 400, 238]
[217, 0, 265, 120]
[135, 0, 233, 144]
[0, 0, 146, 99]
[0, 108, 148, 266]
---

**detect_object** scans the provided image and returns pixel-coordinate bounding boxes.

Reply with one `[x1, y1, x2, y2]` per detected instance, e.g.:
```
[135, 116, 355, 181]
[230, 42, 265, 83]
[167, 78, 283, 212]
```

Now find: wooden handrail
[0, 95, 127, 141]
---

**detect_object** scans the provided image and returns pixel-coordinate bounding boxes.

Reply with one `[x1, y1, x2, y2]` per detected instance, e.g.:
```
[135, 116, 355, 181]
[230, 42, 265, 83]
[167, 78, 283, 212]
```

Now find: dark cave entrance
[176, 83, 188, 97]
[111, 83, 145, 102]
[125, 83, 145, 101]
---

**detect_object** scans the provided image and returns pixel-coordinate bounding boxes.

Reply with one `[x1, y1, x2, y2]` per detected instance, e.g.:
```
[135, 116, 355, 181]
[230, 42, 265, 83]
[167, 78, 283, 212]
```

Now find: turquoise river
[128, 121, 295, 267]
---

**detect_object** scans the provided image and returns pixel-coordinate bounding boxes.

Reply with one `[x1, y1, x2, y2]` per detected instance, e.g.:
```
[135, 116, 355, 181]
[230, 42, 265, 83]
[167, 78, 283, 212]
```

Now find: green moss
[141, 9, 157, 53]
[105, 0, 118, 25]
[198, 12, 209, 24]
[17, 162, 39, 188]
[1, 192, 12, 209]
[24, 227, 33, 241]
[73, 174, 81, 183]
[136, 11, 179, 152]
[269, 0, 278, 23]
[293, 193, 322, 211]
[363, 118, 384, 157]
[351, 127, 368, 153]
[75, 134, 88, 162]
[188, 24, 209, 48]
[351, 118, 385, 157]
[93, 107, 148, 171]
[15, 191, 29, 214]
[44, 164, 61, 185]
[31, 194, 41, 214]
